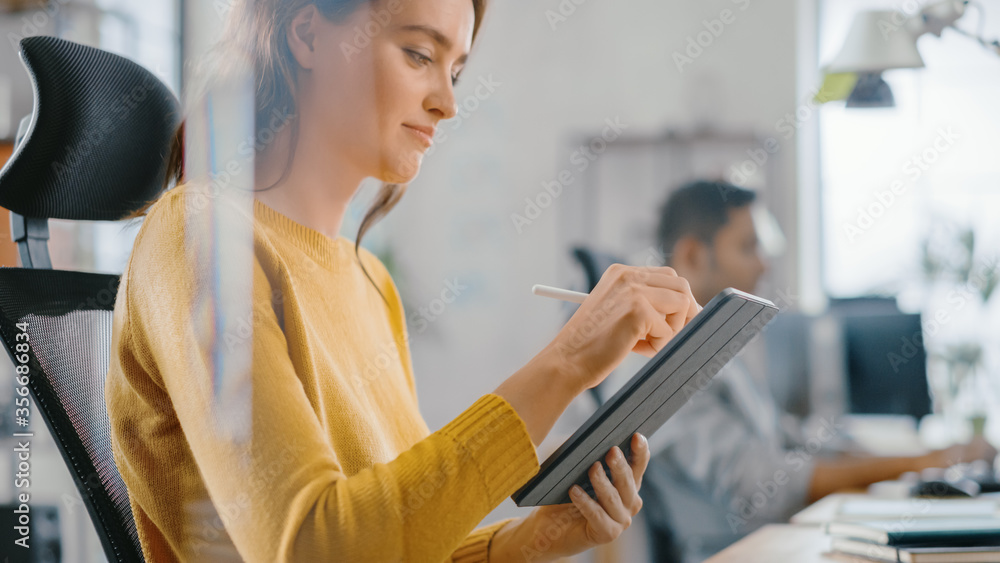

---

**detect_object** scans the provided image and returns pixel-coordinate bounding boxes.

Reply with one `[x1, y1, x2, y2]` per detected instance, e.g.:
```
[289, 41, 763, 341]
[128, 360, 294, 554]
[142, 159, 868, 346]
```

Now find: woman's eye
[405, 48, 460, 86]
[405, 49, 432, 65]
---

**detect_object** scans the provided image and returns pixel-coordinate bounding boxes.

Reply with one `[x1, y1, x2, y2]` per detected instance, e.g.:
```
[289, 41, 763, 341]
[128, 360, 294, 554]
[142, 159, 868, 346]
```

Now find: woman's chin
[378, 156, 423, 185]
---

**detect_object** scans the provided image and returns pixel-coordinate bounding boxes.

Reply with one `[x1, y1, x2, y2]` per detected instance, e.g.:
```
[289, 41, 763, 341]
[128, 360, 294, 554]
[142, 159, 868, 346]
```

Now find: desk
[703, 524, 836, 562]
[705, 492, 1000, 562]
[790, 493, 868, 525]
[704, 494, 874, 562]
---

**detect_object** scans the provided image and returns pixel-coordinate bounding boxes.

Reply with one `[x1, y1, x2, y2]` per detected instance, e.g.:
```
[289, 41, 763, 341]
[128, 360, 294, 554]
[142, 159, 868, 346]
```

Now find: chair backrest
[572, 246, 626, 295]
[0, 35, 181, 563]
[0, 270, 141, 562]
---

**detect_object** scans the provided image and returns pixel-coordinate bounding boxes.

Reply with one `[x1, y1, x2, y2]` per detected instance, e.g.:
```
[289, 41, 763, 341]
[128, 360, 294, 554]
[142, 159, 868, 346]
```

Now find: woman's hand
[496, 432, 652, 562]
[548, 264, 701, 392]
[493, 264, 698, 449]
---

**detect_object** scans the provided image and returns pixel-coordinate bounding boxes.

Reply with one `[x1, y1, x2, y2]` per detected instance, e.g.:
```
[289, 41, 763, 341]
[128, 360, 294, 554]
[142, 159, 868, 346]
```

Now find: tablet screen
[512, 287, 779, 507]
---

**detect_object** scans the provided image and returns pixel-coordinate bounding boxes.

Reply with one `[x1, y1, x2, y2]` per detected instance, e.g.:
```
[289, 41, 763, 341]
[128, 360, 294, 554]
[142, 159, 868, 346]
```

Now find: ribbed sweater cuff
[451, 517, 519, 563]
[439, 393, 540, 508]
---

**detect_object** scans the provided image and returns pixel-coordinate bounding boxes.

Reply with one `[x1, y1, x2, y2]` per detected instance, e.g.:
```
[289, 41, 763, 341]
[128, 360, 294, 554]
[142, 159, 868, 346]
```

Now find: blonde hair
[126, 0, 489, 304]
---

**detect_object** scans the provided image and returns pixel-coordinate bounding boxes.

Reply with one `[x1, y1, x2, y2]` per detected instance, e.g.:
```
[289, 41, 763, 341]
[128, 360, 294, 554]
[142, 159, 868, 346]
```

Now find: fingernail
[640, 433, 648, 447]
[571, 485, 582, 497]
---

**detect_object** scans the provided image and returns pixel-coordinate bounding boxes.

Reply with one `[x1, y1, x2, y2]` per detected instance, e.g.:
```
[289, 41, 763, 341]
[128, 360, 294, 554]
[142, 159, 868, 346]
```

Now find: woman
[106, 0, 701, 561]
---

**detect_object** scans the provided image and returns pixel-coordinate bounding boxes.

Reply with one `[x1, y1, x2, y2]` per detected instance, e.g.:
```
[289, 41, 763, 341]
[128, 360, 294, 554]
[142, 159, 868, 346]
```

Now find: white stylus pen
[532, 284, 589, 304]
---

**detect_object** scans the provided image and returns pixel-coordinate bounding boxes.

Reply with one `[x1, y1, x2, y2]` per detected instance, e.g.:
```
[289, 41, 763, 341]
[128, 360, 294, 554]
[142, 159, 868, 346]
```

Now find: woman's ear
[287, 5, 319, 70]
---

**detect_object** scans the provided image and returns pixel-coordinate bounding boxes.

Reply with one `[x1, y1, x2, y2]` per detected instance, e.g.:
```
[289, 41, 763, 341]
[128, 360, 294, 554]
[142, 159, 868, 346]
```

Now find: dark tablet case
[512, 288, 779, 506]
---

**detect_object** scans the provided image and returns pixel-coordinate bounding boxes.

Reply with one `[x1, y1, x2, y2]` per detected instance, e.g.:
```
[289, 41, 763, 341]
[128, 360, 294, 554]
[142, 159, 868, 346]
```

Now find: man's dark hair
[655, 180, 757, 265]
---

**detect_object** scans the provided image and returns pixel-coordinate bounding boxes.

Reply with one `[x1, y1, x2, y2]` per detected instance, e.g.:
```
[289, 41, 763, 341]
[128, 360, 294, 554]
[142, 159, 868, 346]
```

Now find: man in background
[642, 180, 995, 562]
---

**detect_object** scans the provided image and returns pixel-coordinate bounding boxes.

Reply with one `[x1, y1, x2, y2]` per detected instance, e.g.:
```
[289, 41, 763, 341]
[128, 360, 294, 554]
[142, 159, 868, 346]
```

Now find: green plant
[920, 224, 999, 426]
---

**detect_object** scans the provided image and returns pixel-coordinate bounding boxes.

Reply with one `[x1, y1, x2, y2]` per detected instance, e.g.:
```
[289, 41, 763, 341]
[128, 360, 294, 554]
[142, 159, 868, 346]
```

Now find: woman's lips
[403, 124, 434, 148]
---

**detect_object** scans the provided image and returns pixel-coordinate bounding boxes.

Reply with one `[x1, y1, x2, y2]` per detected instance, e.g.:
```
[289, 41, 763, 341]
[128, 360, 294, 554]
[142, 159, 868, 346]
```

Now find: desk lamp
[819, 0, 1000, 107]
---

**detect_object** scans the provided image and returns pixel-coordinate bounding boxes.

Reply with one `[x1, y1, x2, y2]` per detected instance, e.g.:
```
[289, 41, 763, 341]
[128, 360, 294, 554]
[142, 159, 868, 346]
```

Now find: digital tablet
[512, 288, 779, 507]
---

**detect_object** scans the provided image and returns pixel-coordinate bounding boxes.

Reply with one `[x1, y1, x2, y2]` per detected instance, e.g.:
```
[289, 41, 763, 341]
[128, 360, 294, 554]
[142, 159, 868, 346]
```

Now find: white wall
[379, 0, 804, 531]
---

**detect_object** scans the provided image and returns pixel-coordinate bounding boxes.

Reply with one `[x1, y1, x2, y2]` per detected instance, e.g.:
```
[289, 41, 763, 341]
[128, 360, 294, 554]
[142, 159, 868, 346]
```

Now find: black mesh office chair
[571, 246, 683, 563]
[0, 36, 180, 562]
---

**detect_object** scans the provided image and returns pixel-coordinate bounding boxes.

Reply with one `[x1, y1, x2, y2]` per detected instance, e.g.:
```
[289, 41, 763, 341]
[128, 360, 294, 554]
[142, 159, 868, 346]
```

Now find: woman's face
[293, 0, 474, 184]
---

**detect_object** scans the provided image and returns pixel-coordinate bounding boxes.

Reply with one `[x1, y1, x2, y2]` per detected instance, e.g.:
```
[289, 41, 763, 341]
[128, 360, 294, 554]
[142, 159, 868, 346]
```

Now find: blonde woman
[107, 0, 700, 561]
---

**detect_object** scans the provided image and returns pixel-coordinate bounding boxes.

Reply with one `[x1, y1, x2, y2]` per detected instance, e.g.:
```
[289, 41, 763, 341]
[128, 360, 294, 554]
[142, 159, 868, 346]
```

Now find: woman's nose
[425, 77, 458, 120]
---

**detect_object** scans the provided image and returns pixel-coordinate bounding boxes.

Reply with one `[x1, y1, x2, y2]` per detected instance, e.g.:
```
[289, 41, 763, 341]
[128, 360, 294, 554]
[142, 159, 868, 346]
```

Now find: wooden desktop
[704, 494, 869, 562]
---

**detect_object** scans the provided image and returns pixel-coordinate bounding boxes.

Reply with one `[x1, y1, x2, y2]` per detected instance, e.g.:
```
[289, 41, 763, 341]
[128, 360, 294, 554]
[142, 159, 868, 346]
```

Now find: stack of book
[826, 517, 1000, 562]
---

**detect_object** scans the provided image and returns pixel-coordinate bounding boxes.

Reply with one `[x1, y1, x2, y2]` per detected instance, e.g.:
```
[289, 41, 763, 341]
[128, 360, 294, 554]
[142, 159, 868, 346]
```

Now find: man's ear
[672, 235, 708, 274]
[287, 5, 319, 70]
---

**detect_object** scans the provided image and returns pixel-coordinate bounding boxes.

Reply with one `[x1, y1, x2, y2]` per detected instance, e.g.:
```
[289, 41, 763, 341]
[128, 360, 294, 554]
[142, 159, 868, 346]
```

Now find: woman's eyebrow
[398, 23, 469, 64]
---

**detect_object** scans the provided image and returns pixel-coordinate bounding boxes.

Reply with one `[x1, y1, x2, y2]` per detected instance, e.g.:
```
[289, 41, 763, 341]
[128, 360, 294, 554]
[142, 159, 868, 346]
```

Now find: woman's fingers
[649, 270, 701, 330]
[646, 287, 690, 335]
[636, 281, 701, 356]
[605, 446, 641, 517]
[590, 459, 631, 527]
[641, 301, 676, 353]
[549, 262, 700, 393]
[629, 432, 651, 492]
[631, 301, 679, 357]
[630, 340, 658, 358]
[569, 482, 617, 543]
[569, 434, 653, 546]
[632, 274, 698, 339]
[628, 266, 682, 289]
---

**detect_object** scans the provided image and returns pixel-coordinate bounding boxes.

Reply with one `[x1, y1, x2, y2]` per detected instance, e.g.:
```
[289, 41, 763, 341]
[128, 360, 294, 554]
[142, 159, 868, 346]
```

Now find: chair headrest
[0, 36, 181, 221]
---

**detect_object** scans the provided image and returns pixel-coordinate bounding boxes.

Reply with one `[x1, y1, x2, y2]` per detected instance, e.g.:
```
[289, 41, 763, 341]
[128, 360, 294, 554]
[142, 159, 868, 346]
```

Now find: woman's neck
[252, 129, 365, 242]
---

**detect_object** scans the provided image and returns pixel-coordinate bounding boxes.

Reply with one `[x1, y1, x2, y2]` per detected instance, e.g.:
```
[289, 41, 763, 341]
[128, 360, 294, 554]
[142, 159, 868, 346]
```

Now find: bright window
[819, 0, 1000, 298]
[818, 0, 1000, 423]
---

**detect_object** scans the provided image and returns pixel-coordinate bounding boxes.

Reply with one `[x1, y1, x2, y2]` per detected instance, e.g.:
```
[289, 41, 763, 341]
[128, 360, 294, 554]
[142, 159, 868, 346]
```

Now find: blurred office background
[0, 0, 996, 561]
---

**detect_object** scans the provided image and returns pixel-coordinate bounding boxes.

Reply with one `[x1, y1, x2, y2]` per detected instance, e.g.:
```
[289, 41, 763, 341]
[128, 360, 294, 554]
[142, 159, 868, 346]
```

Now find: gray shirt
[645, 355, 818, 561]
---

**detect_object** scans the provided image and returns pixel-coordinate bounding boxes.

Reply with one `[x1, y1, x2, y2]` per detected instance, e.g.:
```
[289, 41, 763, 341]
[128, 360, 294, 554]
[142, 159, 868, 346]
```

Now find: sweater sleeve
[122, 198, 540, 563]
[358, 251, 528, 563]
[450, 518, 519, 562]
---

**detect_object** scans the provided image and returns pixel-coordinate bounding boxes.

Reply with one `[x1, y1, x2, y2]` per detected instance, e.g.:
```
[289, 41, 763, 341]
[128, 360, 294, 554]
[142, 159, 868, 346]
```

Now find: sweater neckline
[252, 197, 353, 270]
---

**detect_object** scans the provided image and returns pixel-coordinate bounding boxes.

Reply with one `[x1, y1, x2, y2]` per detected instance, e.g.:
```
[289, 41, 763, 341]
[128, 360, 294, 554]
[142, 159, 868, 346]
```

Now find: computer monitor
[837, 310, 931, 419]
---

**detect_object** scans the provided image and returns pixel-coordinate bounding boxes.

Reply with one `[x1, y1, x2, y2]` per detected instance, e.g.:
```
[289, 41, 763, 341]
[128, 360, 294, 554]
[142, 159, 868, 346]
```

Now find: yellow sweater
[105, 183, 541, 562]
